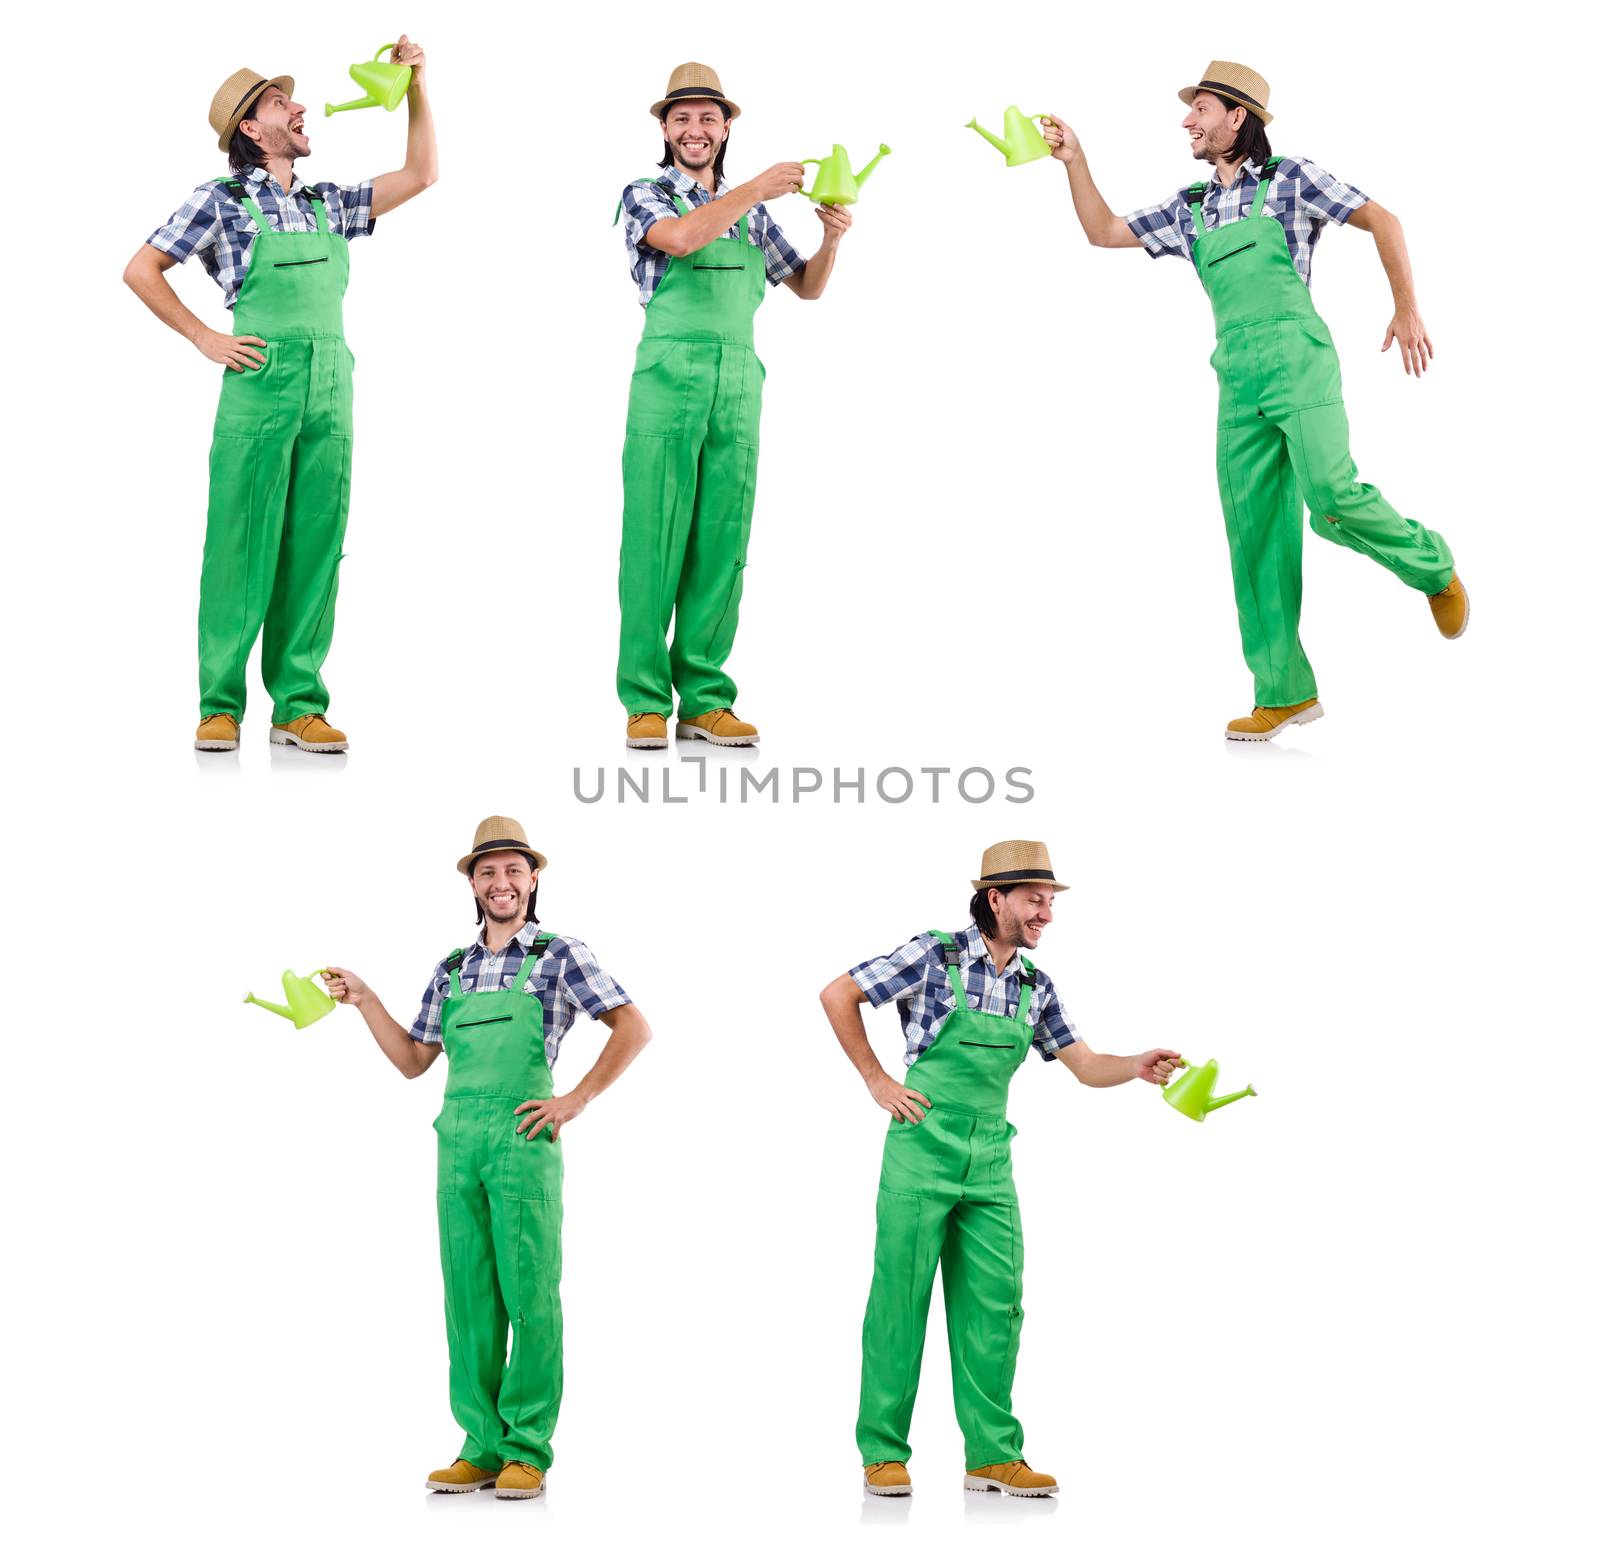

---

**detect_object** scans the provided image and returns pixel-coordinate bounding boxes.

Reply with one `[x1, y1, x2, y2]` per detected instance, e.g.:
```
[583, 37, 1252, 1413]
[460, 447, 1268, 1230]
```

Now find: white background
[5, 2, 1596, 1557]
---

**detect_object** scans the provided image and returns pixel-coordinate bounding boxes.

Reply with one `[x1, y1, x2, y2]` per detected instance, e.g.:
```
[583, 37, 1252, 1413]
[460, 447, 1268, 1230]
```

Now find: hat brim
[458, 846, 549, 877]
[972, 877, 1070, 893]
[650, 92, 740, 122]
[1178, 84, 1272, 125]
[217, 73, 295, 152]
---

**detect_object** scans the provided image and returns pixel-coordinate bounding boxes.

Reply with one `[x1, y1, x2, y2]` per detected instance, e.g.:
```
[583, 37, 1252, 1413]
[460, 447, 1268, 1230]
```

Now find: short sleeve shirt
[145, 164, 376, 309]
[619, 166, 806, 306]
[849, 923, 1082, 1068]
[408, 920, 631, 1070]
[1125, 155, 1367, 287]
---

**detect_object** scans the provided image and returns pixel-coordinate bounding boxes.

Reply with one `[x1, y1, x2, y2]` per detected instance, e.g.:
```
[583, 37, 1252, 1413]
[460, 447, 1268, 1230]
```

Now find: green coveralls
[1194, 160, 1454, 707]
[200, 181, 353, 723]
[434, 937, 564, 1472]
[857, 934, 1036, 1470]
[618, 193, 765, 717]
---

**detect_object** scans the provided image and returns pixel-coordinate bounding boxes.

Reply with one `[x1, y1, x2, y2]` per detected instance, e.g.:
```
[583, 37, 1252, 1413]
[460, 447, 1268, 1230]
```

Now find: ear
[239, 116, 264, 148]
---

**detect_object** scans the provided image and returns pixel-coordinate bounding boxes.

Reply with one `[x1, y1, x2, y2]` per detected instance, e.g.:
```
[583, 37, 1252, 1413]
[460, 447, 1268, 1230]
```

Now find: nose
[290, 99, 307, 117]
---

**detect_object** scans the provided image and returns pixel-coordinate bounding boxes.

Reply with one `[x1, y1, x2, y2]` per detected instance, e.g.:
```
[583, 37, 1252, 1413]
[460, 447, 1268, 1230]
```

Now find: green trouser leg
[942, 1196, 1026, 1469]
[1216, 416, 1319, 708]
[858, 1111, 1026, 1466]
[436, 1096, 564, 1471]
[199, 337, 352, 721]
[1287, 400, 1455, 592]
[618, 340, 760, 717]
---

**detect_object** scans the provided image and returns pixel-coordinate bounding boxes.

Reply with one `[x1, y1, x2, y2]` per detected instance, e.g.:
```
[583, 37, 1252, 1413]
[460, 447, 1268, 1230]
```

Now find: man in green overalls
[125, 42, 438, 753]
[1042, 62, 1468, 741]
[616, 63, 853, 750]
[325, 816, 651, 1499]
[821, 841, 1181, 1498]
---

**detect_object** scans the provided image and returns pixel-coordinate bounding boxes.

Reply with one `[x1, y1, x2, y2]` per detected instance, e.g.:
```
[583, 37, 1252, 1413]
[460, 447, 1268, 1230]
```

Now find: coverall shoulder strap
[1248, 157, 1282, 218]
[1185, 180, 1209, 231]
[302, 184, 330, 233]
[218, 176, 269, 232]
[612, 175, 674, 227]
[1016, 957, 1037, 1023]
[926, 930, 970, 1009]
[443, 948, 467, 998]
[510, 932, 555, 990]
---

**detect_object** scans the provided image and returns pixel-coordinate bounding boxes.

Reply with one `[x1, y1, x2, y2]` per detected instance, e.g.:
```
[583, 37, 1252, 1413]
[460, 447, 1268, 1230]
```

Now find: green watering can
[1162, 1057, 1257, 1123]
[798, 143, 892, 205]
[966, 106, 1052, 167]
[325, 44, 412, 117]
[244, 969, 335, 1029]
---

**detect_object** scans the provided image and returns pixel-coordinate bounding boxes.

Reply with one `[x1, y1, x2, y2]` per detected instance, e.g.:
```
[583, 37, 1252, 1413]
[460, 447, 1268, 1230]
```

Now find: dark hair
[970, 887, 1002, 938]
[470, 853, 540, 927]
[227, 85, 268, 173]
[658, 98, 730, 185]
[1218, 97, 1273, 168]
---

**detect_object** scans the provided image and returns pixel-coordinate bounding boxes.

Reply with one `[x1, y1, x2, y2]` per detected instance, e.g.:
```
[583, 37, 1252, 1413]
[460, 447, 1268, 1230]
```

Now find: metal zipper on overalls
[959, 1039, 1016, 1049]
[1208, 241, 1258, 266]
[692, 263, 745, 270]
[274, 257, 330, 267]
[455, 1014, 513, 1029]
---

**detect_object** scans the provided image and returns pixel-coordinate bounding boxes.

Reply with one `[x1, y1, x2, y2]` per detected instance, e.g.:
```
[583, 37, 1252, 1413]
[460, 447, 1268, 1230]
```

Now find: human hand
[199, 328, 267, 372]
[322, 967, 367, 1007]
[1040, 115, 1081, 166]
[1135, 1049, 1185, 1085]
[870, 1074, 932, 1123]
[1382, 307, 1433, 376]
[514, 1092, 585, 1142]
[392, 34, 426, 89]
[815, 203, 853, 244]
[753, 162, 806, 201]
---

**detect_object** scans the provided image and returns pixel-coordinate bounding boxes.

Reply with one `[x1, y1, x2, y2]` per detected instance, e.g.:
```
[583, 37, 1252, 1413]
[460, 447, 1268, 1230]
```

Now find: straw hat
[457, 816, 548, 877]
[972, 841, 1069, 894]
[209, 67, 295, 152]
[1179, 61, 1273, 125]
[650, 62, 740, 121]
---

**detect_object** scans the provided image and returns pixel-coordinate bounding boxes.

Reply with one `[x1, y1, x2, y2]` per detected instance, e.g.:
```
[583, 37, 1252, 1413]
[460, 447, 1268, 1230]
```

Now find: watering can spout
[243, 991, 294, 1020]
[966, 117, 1009, 156]
[1205, 1084, 1258, 1114]
[856, 143, 892, 187]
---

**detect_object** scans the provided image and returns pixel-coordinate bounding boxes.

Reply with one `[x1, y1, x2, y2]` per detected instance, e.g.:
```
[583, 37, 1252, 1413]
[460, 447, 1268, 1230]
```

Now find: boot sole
[1224, 701, 1324, 743]
[194, 740, 239, 751]
[676, 723, 759, 746]
[863, 1479, 912, 1497]
[269, 729, 348, 753]
[963, 1476, 1059, 1497]
[494, 1483, 545, 1500]
[625, 736, 668, 749]
[426, 1478, 497, 1493]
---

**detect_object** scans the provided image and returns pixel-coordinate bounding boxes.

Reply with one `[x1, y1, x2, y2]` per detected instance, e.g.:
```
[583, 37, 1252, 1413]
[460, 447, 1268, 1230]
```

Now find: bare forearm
[789, 241, 839, 300]
[569, 1007, 651, 1106]
[1059, 1047, 1143, 1087]
[354, 992, 433, 1077]
[370, 80, 438, 216]
[123, 249, 209, 345]
[646, 182, 764, 257]
[1366, 205, 1418, 310]
[1064, 154, 1127, 248]
[822, 982, 891, 1086]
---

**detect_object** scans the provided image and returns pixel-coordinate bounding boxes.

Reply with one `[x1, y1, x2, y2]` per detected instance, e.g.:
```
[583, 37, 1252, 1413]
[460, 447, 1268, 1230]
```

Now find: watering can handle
[375, 42, 397, 61]
[797, 159, 820, 199]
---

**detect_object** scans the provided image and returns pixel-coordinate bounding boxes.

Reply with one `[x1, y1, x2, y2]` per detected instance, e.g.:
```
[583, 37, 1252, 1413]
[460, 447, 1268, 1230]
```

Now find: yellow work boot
[626, 712, 668, 749]
[425, 1458, 499, 1493]
[1224, 697, 1324, 742]
[194, 713, 239, 752]
[494, 1461, 545, 1500]
[964, 1459, 1059, 1497]
[676, 707, 759, 746]
[269, 713, 349, 753]
[863, 1461, 912, 1497]
[1429, 573, 1469, 639]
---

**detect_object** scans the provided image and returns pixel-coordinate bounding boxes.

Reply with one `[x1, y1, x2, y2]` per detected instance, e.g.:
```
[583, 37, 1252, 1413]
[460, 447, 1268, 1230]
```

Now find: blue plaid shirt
[619, 167, 807, 306]
[850, 923, 1082, 1069]
[1126, 155, 1367, 287]
[146, 165, 376, 309]
[409, 919, 631, 1069]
